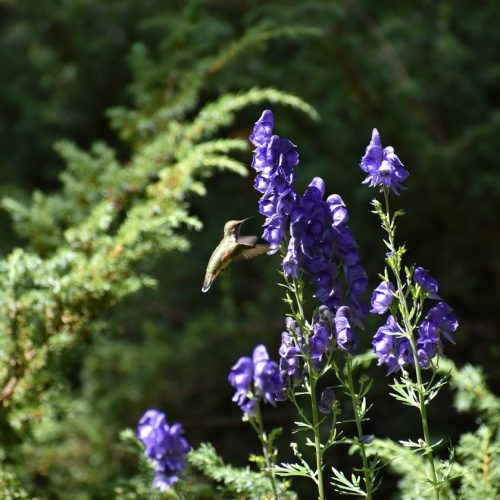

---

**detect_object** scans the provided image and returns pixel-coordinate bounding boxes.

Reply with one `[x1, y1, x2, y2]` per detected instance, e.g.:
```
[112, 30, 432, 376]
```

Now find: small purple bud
[360, 434, 375, 444]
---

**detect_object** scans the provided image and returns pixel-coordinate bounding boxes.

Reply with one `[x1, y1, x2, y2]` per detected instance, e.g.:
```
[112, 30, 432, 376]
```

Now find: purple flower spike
[360, 128, 409, 195]
[137, 409, 191, 491]
[414, 267, 441, 299]
[250, 110, 368, 325]
[229, 344, 287, 416]
[370, 281, 395, 314]
[250, 110, 299, 253]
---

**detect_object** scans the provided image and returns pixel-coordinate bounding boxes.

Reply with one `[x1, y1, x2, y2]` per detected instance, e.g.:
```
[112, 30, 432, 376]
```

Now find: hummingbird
[202, 218, 269, 292]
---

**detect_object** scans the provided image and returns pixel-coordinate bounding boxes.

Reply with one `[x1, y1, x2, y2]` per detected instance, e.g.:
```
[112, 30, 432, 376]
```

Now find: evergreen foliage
[0, 1, 499, 498]
[0, 11, 317, 496]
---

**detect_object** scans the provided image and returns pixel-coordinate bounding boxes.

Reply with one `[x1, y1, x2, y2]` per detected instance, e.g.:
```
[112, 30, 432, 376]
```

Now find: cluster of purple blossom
[137, 409, 191, 491]
[228, 307, 359, 417]
[250, 110, 368, 327]
[278, 305, 357, 389]
[360, 128, 409, 195]
[359, 129, 458, 372]
[370, 262, 458, 374]
[228, 344, 287, 417]
[250, 109, 298, 255]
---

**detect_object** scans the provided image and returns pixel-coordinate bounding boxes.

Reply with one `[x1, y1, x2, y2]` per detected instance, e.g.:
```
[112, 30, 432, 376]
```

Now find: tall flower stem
[382, 188, 440, 500]
[290, 274, 325, 500]
[345, 355, 373, 499]
[251, 406, 279, 500]
[308, 367, 326, 500]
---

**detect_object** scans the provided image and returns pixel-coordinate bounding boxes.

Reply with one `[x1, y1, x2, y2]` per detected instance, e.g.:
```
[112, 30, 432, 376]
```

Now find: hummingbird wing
[236, 235, 259, 246]
[232, 243, 270, 262]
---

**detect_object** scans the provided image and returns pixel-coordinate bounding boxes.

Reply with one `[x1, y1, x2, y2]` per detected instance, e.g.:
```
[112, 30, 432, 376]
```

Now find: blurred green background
[0, 0, 499, 497]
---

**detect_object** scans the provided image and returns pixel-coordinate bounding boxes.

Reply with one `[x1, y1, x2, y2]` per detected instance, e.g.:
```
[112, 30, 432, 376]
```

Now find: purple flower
[282, 236, 299, 278]
[309, 319, 331, 367]
[360, 128, 409, 194]
[334, 306, 359, 353]
[414, 267, 440, 299]
[419, 302, 458, 344]
[370, 281, 395, 314]
[279, 318, 304, 383]
[250, 110, 299, 253]
[253, 345, 287, 404]
[250, 111, 368, 326]
[228, 357, 253, 407]
[249, 109, 274, 147]
[285, 177, 368, 324]
[319, 388, 336, 414]
[137, 410, 191, 491]
[326, 194, 349, 226]
[416, 302, 458, 368]
[372, 315, 413, 374]
[229, 344, 287, 416]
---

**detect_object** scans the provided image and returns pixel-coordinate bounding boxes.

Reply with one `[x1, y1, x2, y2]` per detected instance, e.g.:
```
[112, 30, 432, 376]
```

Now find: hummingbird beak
[237, 216, 253, 226]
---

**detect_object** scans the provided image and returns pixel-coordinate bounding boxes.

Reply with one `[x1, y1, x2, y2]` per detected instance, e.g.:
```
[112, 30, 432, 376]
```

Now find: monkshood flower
[414, 267, 440, 299]
[250, 110, 299, 253]
[250, 111, 368, 324]
[359, 128, 409, 194]
[319, 387, 336, 414]
[279, 317, 304, 383]
[334, 306, 359, 353]
[417, 301, 458, 368]
[372, 315, 413, 374]
[310, 315, 332, 368]
[370, 281, 395, 314]
[229, 344, 287, 417]
[284, 177, 368, 324]
[137, 409, 191, 491]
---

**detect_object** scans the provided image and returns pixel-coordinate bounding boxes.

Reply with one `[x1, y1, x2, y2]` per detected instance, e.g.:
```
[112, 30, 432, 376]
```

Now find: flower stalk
[381, 187, 440, 500]
[290, 272, 326, 499]
[345, 355, 373, 499]
[250, 406, 280, 500]
[308, 369, 326, 500]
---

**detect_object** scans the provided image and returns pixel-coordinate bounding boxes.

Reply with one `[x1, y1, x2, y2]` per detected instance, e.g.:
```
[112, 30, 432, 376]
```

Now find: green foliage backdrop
[0, 0, 499, 498]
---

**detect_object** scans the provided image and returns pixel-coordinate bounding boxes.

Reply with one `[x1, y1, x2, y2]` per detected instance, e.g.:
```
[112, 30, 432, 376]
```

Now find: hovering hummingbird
[202, 218, 269, 292]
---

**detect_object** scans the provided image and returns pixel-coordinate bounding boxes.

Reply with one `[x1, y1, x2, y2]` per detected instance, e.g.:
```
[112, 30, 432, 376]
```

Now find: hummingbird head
[223, 217, 251, 237]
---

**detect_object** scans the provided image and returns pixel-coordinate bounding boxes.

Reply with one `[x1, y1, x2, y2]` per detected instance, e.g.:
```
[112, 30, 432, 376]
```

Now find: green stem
[252, 406, 279, 500]
[290, 274, 325, 499]
[308, 371, 325, 500]
[382, 188, 440, 500]
[408, 336, 439, 500]
[346, 355, 373, 500]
